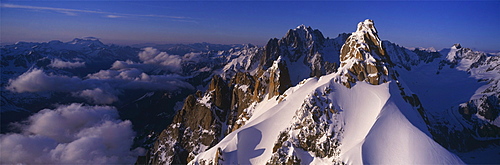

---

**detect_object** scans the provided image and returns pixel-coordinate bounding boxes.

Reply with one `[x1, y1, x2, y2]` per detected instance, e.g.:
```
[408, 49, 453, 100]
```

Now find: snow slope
[191, 73, 464, 164]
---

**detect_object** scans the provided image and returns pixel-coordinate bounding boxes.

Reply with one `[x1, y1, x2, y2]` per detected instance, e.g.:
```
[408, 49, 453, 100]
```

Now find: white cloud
[138, 47, 183, 73]
[48, 59, 85, 69]
[59, 11, 78, 16]
[183, 52, 206, 63]
[111, 48, 186, 73]
[87, 68, 194, 91]
[6, 68, 193, 104]
[106, 15, 122, 18]
[0, 104, 143, 164]
[111, 60, 149, 71]
[72, 88, 119, 105]
[6, 68, 85, 93]
[0, 3, 193, 22]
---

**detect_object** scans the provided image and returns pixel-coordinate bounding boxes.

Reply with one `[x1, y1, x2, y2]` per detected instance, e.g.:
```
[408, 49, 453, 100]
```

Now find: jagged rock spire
[337, 19, 392, 88]
[260, 24, 326, 69]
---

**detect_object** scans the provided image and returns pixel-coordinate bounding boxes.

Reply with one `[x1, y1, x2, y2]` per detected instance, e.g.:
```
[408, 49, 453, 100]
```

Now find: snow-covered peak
[67, 37, 105, 47]
[356, 19, 377, 34]
[295, 24, 309, 30]
[445, 43, 487, 64]
[406, 47, 438, 52]
[336, 19, 391, 88]
[446, 44, 461, 62]
[341, 19, 384, 62]
[283, 24, 324, 48]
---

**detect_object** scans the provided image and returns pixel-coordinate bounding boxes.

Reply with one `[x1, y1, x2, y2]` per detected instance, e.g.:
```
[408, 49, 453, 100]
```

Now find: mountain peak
[452, 43, 462, 49]
[337, 19, 391, 88]
[295, 24, 310, 30]
[282, 25, 325, 49]
[356, 19, 377, 34]
[68, 37, 104, 47]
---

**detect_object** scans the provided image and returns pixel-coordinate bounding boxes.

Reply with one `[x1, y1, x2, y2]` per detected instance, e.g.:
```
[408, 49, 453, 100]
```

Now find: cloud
[6, 68, 193, 104]
[88, 68, 146, 81]
[72, 88, 119, 105]
[6, 47, 196, 104]
[183, 52, 206, 63]
[106, 15, 122, 18]
[111, 60, 147, 70]
[0, 3, 194, 22]
[48, 59, 85, 69]
[87, 68, 193, 91]
[6, 68, 85, 93]
[0, 103, 143, 164]
[111, 48, 185, 73]
[138, 47, 183, 73]
[59, 11, 78, 16]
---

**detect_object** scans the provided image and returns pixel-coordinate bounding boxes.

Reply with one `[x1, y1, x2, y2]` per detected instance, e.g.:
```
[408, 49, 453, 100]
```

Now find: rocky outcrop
[337, 19, 392, 88]
[260, 38, 281, 69]
[208, 75, 231, 112]
[268, 58, 292, 99]
[227, 72, 256, 132]
[259, 25, 348, 84]
[269, 89, 343, 164]
[148, 75, 231, 164]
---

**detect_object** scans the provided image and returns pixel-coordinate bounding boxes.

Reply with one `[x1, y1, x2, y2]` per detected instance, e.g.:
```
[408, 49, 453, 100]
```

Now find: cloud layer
[0, 104, 143, 164]
[6, 47, 198, 105]
[48, 59, 85, 69]
[112, 47, 183, 73]
[6, 69, 85, 93]
[6, 68, 193, 104]
[72, 87, 119, 105]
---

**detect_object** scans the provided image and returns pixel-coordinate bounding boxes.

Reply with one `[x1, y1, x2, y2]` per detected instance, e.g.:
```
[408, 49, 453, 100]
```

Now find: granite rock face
[337, 19, 392, 88]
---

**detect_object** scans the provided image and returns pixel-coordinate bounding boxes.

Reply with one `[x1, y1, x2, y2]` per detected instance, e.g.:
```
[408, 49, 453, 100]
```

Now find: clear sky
[1, 1, 499, 51]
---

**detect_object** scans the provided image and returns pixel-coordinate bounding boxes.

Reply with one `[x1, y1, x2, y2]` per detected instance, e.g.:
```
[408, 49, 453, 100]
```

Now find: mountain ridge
[145, 19, 498, 164]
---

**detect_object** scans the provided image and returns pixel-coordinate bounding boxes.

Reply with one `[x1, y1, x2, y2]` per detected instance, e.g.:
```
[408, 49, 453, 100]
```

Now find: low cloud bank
[7, 68, 193, 104]
[6, 47, 199, 105]
[0, 104, 143, 164]
[48, 59, 85, 69]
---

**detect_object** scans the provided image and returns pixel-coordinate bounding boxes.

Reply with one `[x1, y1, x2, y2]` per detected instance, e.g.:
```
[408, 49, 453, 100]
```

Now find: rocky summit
[337, 19, 392, 88]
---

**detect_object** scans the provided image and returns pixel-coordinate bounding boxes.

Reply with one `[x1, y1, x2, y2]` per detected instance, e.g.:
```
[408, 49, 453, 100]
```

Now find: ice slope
[343, 82, 463, 164]
[191, 73, 464, 164]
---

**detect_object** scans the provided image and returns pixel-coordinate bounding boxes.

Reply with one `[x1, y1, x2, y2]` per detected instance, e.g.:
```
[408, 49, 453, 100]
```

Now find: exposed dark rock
[208, 75, 231, 111]
[260, 38, 281, 69]
[268, 60, 293, 99]
[268, 90, 343, 164]
[337, 19, 392, 88]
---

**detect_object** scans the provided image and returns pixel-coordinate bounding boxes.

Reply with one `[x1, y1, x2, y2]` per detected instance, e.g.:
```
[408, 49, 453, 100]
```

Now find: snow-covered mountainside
[145, 24, 351, 164]
[187, 19, 464, 164]
[388, 43, 500, 152]
[145, 19, 498, 164]
[193, 76, 463, 164]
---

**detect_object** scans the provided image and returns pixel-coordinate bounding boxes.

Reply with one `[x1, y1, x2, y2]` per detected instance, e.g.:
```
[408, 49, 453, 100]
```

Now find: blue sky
[1, 1, 499, 51]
